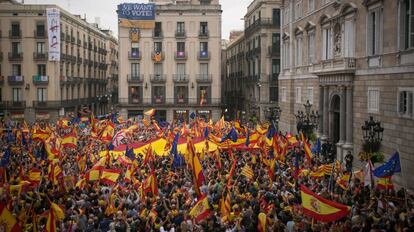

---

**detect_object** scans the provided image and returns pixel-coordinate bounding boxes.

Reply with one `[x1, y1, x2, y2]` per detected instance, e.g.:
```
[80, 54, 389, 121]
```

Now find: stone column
[318, 85, 324, 137]
[322, 86, 329, 142]
[337, 86, 347, 161]
[343, 86, 354, 152]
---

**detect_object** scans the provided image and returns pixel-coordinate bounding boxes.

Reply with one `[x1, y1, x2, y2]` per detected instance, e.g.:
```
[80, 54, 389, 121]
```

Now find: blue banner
[118, 3, 155, 20]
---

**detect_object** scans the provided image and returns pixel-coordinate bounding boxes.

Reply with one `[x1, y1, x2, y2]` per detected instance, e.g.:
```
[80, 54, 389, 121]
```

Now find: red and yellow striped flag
[300, 185, 350, 222]
[189, 195, 211, 223]
[257, 212, 267, 232]
[0, 202, 21, 232]
[28, 168, 42, 184]
[101, 169, 121, 185]
[241, 165, 254, 180]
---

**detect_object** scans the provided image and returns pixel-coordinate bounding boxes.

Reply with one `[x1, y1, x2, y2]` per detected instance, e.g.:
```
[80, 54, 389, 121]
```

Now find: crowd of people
[0, 113, 413, 232]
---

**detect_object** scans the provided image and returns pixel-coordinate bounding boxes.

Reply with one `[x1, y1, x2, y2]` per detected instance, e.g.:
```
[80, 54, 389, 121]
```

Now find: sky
[24, 0, 252, 39]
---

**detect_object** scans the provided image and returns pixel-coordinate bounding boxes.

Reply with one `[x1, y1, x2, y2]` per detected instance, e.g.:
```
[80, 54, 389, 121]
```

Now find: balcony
[77, 39, 81, 46]
[244, 18, 278, 37]
[128, 51, 142, 60]
[9, 101, 26, 108]
[175, 30, 186, 39]
[127, 74, 144, 83]
[33, 52, 48, 61]
[268, 45, 280, 56]
[173, 74, 189, 83]
[34, 30, 46, 39]
[197, 51, 210, 60]
[33, 100, 62, 109]
[153, 30, 163, 39]
[8, 52, 23, 61]
[9, 30, 22, 39]
[198, 30, 209, 39]
[152, 96, 165, 104]
[175, 97, 188, 104]
[0, 76, 4, 85]
[32, 75, 49, 85]
[150, 74, 166, 83]
[174, 51, 187, 60]
[151, 51, 165, 62]
[8, 76, 24, 85]
[310, 57, 356, 75]
[65, 35, 70, 43]
[196, 74, 212, 83]
[71, 37, 75, 44]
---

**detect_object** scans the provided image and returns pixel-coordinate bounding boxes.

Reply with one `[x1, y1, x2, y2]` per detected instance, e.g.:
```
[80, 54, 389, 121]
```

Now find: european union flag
[125, 145, 135, 160]
[203, 127, 209, 139]
[172, 153, 185, 169]
[266, 122, 276, 139]
[170, 132, 180, 156]
[221, 127, 238, 142]
[190, 112, 196, 119]
[245, 130, 250, 147]
[0, 149, 11, 167]
[311, 138, 321, 154]
[373, 152, 401, 177]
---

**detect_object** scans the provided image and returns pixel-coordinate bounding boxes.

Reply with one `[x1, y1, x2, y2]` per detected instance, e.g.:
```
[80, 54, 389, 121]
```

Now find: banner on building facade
[118, 3, 156, 28]
[47, 8, 61, 61]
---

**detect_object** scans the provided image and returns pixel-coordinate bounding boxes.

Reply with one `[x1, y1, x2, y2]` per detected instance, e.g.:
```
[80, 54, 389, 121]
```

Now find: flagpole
[397, 149, 408, 208]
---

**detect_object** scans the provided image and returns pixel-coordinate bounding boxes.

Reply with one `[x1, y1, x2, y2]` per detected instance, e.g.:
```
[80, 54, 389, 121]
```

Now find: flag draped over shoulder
[373, 152, 401, 178]
[189, 195, 211, 223]
[300, 185, 350, 222]
[0, 202, 21, 232]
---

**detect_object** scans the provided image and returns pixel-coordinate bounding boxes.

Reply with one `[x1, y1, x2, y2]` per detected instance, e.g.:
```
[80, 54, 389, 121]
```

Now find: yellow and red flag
[46, 202, 65, 232]
[101, 169, 121, 185]
[142, 171, 158, 196]
[0, 202, 21, 232]
[336, 174, 351, 190]
[28, 168, 42, 184]
[300, 185, 350, 222]
[220, 193, 231, 220]
[303, 141, 313, 161]
[257, 212, 267, 232]
[241, 165, 254, 180]
[101, 122, 115, 142]
[61, 132, 77, 149]
[377, 176, 394, 190]
[86, 169, 101, 182]
[189, 140, 204, 196]
[189, 195, 211, 223]
[226, 159, 237, 188]
[144, 109, 156, 117]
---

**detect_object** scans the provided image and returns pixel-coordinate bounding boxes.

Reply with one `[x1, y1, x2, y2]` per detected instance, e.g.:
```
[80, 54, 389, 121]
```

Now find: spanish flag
[300, 185, 350, 222]
[61, 132, 77, 148]
[226, 159, 237, 188]
[220, 192, 231, 220]
[28, 168, 42, 184]
[101, 122, 115, 142]
[142, 171, 158, 196]
[377, 176, 394, 190]
[101, 169, 121, 185]
[303, 141, 313, 160]
[46, 202, 65, 232]
[189, 140, 205, 196]
[189, 195, 211, 223]
[0, 202, 21, 232]
[86, 169, 101, 182]
[336, 174, 350, 190]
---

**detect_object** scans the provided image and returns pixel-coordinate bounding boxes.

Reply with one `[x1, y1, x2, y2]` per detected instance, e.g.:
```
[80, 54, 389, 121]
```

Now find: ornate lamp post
[361, 116, 384, 154]
[295, 100, 319, 139]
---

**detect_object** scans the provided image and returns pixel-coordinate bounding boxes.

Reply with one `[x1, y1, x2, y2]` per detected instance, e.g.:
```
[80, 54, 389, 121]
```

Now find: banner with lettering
[47, 8, 60, 61]
[118, 3, 156, 28]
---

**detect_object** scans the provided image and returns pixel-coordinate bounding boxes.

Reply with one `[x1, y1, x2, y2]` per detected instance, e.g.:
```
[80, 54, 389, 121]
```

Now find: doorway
[331, 95, 340, 144]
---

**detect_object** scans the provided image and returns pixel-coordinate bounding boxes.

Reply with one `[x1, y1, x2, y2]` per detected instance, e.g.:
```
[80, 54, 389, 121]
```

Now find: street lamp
[295, 100, 319, 139]
[361, 116, 384, 153]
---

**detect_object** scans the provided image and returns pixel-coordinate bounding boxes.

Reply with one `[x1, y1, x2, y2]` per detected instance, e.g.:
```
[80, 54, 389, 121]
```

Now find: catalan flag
[0, 202, 21, 232]
[300, 185, 350, 222]
[241, 165, 254, 180]
[220, 193, 231, 220]
[336, 174, 350, 190]
[303, 140, 313, 161]
[101, 169, 121, 185]
[226, 159, 237, 188]
[189, 195, 211, 223]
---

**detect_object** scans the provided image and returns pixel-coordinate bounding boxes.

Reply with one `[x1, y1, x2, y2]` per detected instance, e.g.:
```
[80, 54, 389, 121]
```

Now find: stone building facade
[280, 0, 414, 188]
[0, 0, 118, 121]
[118, 0, 222, 122]
[224, 0, 282, 122]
